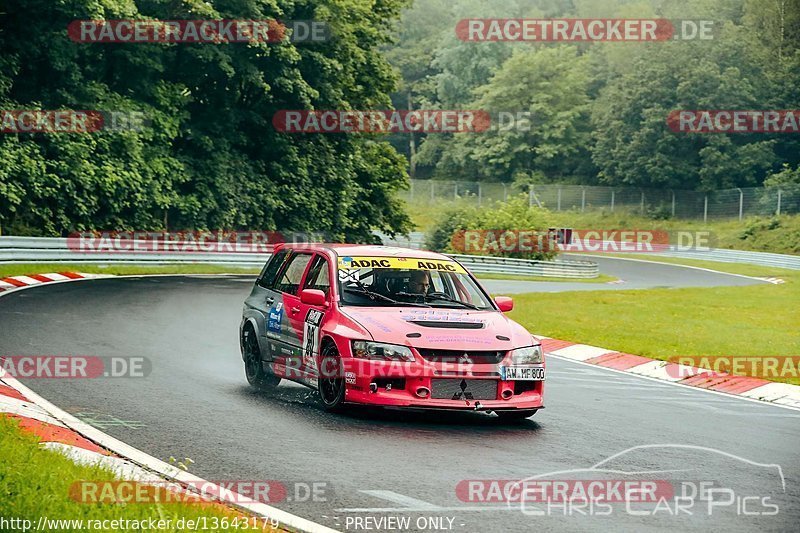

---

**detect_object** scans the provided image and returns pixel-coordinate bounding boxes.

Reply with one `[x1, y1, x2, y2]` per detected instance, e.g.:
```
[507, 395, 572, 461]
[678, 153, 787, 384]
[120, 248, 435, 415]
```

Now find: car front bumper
[341, 358, 545, 410]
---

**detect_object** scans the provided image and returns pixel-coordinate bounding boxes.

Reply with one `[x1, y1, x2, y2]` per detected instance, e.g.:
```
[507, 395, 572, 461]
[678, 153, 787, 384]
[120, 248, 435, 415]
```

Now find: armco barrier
[0, 236, 599, 278]
[375, 232, 800, 271]
[0, 236, 271, 267]
[450, 254, 598, 279]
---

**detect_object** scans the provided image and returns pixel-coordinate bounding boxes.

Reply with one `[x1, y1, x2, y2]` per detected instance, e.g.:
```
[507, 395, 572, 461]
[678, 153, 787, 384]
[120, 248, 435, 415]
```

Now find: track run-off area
[0, 257, 796, 532]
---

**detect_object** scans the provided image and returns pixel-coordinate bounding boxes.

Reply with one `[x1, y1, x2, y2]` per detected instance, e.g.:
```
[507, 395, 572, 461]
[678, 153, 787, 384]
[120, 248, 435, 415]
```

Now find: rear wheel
[318, 342, 346, 412]
[496, 409, 538, 421]
[242, 325, 280, 390]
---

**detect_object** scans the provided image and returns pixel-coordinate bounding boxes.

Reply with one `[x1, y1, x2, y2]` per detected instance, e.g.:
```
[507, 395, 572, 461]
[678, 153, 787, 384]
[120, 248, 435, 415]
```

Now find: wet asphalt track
[481, 254, 768, 293]
[1, 259, 796, 532]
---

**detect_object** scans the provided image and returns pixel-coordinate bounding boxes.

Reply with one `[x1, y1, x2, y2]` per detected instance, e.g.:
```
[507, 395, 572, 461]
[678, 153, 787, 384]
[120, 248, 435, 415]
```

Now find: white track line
[577, 254, 770, 282]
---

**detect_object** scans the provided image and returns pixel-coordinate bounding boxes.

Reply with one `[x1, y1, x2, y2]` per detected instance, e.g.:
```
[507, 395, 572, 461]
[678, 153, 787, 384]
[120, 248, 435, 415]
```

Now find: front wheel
[242, 325, 280, 390]
[496, 409, 538, 421]
[318, 342, 346, 412]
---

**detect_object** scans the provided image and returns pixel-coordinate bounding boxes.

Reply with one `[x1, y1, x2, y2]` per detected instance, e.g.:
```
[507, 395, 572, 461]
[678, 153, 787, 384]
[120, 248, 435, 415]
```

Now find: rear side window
[257, 249, 289, 289]
[303, 255, 331, 297]
[275, 253, 313, 295]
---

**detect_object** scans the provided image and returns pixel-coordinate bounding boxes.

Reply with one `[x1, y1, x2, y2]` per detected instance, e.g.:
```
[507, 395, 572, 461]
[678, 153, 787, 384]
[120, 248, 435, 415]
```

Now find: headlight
[352, 341, 415, 362]
[510, 345, 543, 365]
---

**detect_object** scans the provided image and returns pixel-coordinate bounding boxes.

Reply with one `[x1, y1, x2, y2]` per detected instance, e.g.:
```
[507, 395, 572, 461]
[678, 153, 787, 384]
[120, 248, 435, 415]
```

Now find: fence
[399, 180, 800, 221]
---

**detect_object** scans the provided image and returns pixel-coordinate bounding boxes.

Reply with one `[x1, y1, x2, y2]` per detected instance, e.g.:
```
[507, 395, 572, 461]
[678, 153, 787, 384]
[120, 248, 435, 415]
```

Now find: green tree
[433, 46, 594, 184]
[0, 0, 412, 240]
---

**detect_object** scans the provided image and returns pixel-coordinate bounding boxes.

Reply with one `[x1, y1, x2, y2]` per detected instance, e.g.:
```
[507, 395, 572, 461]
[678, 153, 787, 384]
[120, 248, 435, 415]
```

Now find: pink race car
[240, 244, 544, 420]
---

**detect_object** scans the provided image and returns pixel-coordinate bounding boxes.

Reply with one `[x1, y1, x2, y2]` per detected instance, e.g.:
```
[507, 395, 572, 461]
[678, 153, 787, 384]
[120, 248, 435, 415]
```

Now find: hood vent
[407, 320, 484, 329]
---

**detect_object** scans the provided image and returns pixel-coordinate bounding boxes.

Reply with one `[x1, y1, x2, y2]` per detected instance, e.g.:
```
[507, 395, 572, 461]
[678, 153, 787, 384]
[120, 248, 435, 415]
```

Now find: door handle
[266, 297, 274, 305]
[290, 306, 301, 314]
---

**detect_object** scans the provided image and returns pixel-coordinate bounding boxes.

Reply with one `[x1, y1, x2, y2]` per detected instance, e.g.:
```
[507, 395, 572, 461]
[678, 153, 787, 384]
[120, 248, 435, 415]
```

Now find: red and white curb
[0, 371, 337, 533]
[540, 337, 800, 410]
[0, 272, 112, 292]
[0, 275, 338, 533]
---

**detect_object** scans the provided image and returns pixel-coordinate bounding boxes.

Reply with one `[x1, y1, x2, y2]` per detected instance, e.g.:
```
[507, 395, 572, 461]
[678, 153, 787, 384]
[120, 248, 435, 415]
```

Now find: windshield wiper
[344, 283, 431, 307]
[395, 291, 480, 310]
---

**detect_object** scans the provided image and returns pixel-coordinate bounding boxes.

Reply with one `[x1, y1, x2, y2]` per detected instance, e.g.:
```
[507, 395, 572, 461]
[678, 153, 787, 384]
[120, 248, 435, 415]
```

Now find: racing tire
[318, 342, 346, 412]
[496, 409, 538, 421]
[242, 325, 280, 390]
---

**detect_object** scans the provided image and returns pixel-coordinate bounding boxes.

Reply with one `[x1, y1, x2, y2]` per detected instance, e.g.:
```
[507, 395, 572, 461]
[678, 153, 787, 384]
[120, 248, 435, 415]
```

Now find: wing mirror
[495, 296, 514, 312]
[300, 288, 327, 307]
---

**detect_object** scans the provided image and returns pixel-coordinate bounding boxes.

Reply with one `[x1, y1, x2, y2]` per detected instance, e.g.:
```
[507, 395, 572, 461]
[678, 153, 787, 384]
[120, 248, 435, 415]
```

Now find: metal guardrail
[0, 236, 600, 278]
[655, 246, 800, 270]
[376, 232, 800, 271]
[0, 237, 270, 267]
[450, 254, 599, 279]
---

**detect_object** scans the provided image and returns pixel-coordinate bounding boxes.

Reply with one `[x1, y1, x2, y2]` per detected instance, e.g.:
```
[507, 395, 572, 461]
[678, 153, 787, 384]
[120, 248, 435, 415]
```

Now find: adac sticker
[337, 256, 466, 274]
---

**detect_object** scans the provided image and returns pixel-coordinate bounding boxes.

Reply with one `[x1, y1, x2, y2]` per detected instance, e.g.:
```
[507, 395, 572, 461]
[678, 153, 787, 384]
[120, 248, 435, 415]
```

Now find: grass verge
[506, 259, 800, 385]
[0, 416, 278, 531]
[409, 197, 800, 255]
[0, 263, 260, 278]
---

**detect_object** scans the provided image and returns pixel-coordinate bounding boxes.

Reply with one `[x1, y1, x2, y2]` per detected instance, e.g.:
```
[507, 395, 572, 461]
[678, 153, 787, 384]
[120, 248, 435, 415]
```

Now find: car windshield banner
[337, 256, 467, 274]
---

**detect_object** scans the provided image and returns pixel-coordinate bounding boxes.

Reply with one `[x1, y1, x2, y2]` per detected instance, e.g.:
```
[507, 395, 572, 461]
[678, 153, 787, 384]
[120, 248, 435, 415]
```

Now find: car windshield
[337, 256, 494, 309]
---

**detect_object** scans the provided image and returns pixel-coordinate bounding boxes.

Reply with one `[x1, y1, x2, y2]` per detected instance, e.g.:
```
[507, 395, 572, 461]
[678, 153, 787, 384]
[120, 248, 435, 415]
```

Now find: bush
[425, 195, 558, 260]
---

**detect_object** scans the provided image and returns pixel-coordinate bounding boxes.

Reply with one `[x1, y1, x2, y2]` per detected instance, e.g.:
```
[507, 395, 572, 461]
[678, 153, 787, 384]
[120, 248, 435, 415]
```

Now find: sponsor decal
[337, 256, 466, 274]
[400, 310, 483, 323]
[426, 335, 493, 345]
[267, 302, 283, 337]
[303, 309, 325, 369]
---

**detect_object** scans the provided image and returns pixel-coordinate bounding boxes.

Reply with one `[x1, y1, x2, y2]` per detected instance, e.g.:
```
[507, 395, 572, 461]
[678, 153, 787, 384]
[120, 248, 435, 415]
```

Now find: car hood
[339, 306, 534, 350]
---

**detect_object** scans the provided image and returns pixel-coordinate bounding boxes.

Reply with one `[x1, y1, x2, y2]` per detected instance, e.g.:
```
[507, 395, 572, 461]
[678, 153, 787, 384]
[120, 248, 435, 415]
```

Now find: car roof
[279, 243, 454, 261]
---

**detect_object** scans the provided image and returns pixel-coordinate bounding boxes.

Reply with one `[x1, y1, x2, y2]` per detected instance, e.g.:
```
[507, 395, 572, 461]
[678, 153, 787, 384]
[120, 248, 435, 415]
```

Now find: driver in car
[407, 270, 431, 296]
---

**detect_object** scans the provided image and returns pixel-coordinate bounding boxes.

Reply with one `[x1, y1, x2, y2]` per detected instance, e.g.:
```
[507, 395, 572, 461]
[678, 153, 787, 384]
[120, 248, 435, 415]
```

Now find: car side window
[257, 249, 289, 289]
[303, 255, 331, 297]
[275, 253, 313, 295]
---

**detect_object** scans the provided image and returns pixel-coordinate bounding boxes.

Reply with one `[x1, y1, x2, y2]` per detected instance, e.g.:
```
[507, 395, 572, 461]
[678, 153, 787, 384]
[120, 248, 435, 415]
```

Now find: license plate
[501, 366, 545, 381]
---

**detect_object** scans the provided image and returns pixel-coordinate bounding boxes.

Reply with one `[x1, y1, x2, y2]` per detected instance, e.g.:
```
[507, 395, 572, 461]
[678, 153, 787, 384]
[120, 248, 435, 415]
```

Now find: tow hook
[474, 401, 482, 411]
